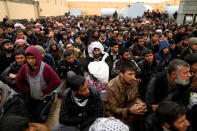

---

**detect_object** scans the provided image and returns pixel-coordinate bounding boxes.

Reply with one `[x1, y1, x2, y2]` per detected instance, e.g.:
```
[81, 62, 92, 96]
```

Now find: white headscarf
[88, 41, 104, 58]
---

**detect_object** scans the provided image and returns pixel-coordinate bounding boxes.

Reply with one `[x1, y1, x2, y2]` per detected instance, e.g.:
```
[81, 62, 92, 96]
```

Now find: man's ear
[171, 72, 177, 79]
[120, 72, 123, 78]
[72, 90, 77, 95]
[163, 123, 171, 129]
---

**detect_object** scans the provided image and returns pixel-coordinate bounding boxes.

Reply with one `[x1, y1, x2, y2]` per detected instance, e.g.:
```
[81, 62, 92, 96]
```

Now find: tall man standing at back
[16, 46, 61, 122]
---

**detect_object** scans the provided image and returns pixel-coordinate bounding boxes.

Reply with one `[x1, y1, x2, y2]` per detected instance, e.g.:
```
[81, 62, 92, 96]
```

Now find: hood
[88, 41, 104, 58]
[0, 81, 17, 119]
[25, 46, 42, 76]
[159, 40, 170, 53]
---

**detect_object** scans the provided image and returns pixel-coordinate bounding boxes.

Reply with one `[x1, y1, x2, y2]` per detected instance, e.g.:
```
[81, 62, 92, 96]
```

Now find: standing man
[16, 46, 61, 122]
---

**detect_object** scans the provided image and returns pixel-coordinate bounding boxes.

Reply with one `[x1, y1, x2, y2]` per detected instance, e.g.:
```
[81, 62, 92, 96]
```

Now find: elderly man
[145, 59, 191, 111]
[104, 62, 147, 129]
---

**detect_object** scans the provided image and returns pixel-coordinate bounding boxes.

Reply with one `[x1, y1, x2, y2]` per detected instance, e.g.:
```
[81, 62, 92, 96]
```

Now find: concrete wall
[39, 0, 68, 16]
[177, 0, 197, 24]
[0, 0, 37, 20]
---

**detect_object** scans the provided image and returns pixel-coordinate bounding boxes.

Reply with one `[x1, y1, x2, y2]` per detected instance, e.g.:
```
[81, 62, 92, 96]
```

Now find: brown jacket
[104, 76, 141, 125]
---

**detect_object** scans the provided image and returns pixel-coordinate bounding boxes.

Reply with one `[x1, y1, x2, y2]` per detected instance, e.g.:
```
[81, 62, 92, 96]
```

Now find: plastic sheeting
[120, 3, 153, 18]
[101, 8, 118, 16]
[70, 8, 82, 17]
[163, 6, 179, 19]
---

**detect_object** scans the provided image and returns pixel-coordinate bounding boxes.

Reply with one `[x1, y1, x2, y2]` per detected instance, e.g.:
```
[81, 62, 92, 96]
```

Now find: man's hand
[130, 103, 147, 115]
[40, 92, 44, 98]
[152, 104, 159, 111]
[9, 73, 16, 79]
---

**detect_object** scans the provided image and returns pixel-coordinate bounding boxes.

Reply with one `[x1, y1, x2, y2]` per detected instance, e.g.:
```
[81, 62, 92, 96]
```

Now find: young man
[129, 36, 147, 62]
[111, 48, 139, 79]
[104, 62, 147, 128]
[106, 41, 119, 63]
[16, 46, 61, 122]
[53, 75, 102, 131]
[156, 101, 190, 131]
[1, 49, 25, 91]
[138, 49, 162, 100]
[0, 39, 15, 74]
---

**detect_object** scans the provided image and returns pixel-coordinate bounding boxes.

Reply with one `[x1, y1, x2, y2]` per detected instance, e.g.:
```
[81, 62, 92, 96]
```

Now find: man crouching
[104, 62, 147, 130]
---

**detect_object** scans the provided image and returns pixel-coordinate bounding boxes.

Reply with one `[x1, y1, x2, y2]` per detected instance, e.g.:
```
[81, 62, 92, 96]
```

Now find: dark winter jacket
[0, 51, 15, 74]
[0, 62, 22, 88]
[145, 71, 190, 107]
[59, 86, 103, 130]
[137, 59, 162, 100]
[57, 58, 83, 79]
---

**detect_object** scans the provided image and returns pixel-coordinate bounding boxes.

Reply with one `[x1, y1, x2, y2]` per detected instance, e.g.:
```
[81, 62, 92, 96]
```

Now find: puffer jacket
[104, 76, 142, 125]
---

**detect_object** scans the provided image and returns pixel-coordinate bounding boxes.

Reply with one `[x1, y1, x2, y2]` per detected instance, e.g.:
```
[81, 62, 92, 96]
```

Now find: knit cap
[89, 117, 129, 131]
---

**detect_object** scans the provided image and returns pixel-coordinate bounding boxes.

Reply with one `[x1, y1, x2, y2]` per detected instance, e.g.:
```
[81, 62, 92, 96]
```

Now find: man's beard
[122, 57, 130, 62]
[94, 54, 101, 59]
[5, 48, 14, 53]
[175, 76, 189, 86]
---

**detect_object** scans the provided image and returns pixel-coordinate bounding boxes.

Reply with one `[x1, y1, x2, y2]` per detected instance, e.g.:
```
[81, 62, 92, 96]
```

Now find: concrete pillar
[177, 0, 197, 24]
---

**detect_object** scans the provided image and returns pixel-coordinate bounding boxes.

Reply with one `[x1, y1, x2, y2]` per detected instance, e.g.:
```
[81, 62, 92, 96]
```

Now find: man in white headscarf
[83, 41, 113, 78]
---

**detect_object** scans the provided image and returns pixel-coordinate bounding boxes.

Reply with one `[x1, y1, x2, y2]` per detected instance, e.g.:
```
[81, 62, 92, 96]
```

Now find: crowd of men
[0, 9, 197, 131]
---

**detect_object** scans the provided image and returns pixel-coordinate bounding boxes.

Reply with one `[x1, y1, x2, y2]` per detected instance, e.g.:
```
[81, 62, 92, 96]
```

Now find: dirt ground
[44, 94, 62, 129]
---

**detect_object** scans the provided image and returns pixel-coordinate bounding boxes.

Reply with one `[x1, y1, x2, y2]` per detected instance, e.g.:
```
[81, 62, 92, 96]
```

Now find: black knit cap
[2, 39, 12, 46]
[69, 75, 85, 91]
[184, 53, 197, 65]
[64, 50, 73, 58]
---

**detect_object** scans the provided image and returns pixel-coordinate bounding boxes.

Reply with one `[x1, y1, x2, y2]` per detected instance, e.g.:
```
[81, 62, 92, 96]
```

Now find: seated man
[1, 49, 25, 92]
[137, 49, 162, 100]
[16, 46, 61, 122]
[0, 81, 29, 121]
[145, 101, 191, 131]
[57, 50, 83, 96]
[104, 62, 147, 128]
[111, 48, 140, 79]
[83, 41, 112, 77]
[146, 59, 191, 112]
[53, 75, 102, 131]
[35, 45, 56, 71]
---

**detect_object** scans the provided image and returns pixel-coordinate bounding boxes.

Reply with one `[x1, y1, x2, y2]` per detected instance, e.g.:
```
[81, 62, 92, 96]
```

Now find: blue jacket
[156, 40, 171, 63]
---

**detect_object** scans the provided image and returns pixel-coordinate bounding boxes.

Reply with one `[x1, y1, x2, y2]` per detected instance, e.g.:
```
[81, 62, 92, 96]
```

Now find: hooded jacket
[155, 40, 171, 63]
[16, 46, 61, 96]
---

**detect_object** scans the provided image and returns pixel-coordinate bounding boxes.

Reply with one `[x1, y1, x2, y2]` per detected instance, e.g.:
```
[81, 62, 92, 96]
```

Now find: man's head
[120, 62, 137, 85]
[93, 48, 101, 59]
[64, 50, 74, 63]
[155, 101, 190, 131]
[14, 49, 25, 66]
[111, 42, 119, 54]
[151, 32, 160, 43]
[2, 39, 14, 53]
[168, 59, 191, 86]
[16, 31, 24, 39]
[69, 75, 90, 98]
[181, 36, 189, 46]
[136, 36, 144, 48]
[119, 48, 131, 62]
[65, 43, 74, 51]
[184, 53, 197, 73]
[25, 46, 42, 71]
[116, 32, 123, 42]
[143, 49, 153, 63]
[189, 37, 197, 52]
[35, 45, 45, 59]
